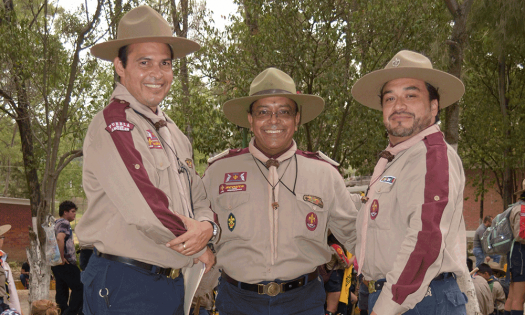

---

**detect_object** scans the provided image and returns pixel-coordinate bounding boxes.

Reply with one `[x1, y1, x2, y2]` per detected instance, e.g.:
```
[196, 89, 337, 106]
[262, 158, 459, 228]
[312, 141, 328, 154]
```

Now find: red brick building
[0, 197, 32, 262]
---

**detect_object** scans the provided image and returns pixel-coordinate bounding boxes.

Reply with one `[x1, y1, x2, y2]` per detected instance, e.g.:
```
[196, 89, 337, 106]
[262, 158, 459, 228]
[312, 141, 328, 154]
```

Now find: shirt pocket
[154, 155, 173, 208]
[216, 192, 251, 242]
[293, 192, 328, 241]
[369, 182, 395, 230]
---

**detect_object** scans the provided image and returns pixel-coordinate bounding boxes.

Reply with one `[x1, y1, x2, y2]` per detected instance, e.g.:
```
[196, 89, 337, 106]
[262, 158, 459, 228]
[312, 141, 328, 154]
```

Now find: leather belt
[363, 272, 455, 294]
[96, 250, 180, 279]
[222, 270, 319, 296]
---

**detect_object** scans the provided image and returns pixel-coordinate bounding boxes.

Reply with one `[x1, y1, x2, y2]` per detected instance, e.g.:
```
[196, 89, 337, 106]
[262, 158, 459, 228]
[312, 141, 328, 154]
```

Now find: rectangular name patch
[106, 122, 134, 133]
[379, 176, 396, 185]
[224, 172, 247, 183]
[146, 130, 162, 149]
[219, 184, 246, 194]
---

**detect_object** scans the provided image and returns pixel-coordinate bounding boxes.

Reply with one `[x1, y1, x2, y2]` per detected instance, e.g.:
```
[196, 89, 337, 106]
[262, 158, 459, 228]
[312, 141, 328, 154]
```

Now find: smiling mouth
[144, 83, 162, 88]
[264, 130, 283, 134]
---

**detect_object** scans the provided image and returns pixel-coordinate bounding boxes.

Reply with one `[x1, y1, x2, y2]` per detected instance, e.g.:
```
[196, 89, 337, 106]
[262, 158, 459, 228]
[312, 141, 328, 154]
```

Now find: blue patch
[379, 176, 396, 185]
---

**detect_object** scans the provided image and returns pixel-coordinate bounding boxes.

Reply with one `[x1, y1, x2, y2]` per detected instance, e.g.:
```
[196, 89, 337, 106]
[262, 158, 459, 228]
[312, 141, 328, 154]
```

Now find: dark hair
[483, 215, 493, 224]
[117, 44, 174, 68]
[467, 258, 473, 272]
[478, 263, 493, 276]
[248, 99, 299, 114]
[59, 200, 77, 217]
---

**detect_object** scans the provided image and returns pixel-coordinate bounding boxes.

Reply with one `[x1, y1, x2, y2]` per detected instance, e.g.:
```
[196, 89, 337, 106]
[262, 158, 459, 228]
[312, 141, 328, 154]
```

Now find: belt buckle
[368, 280, 376, 294]
[168, 269, 180, 279]
[259, 282, 281, 296]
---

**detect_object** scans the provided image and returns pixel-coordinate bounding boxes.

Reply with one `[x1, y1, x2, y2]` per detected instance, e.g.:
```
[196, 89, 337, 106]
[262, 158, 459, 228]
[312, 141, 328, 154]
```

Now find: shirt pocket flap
[445, 291, 468, 307]
[375, 182, 394, 194]
[217, 192, 250, 211]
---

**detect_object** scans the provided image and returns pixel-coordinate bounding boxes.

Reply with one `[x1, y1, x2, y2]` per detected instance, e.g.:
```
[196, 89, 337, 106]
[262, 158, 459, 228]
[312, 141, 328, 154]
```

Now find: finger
[204, 262, 212, 274]
[166, 233, 191, 247]
[193, 258, 199, 264]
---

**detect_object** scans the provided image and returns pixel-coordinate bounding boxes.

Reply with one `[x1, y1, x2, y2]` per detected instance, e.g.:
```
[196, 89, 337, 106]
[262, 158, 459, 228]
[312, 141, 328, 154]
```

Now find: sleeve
[327, 167, 358, 255]
[373, 140, 459, 314]
[84, 116, 186, 244]
[494, 282, 506, 309]
[201, 165, 222, 245]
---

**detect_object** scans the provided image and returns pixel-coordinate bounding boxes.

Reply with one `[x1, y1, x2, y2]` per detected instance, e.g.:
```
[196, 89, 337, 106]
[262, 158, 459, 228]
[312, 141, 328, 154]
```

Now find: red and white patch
[224, 172, 247, 183]
[219, 184, 247, 194]
[105, 121, 134, 133]
[146, 130, 162, 149]
[370, 199, 379, 220]
[306, 212, 318, 231]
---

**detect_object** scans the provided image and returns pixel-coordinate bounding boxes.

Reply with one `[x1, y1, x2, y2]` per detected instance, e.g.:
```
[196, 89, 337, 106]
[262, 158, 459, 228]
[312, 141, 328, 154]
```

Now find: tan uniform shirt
[472, 275, 494, 315]
[489, 278, 505, 312]
[509, 200, 525, 241]
[356, 130, 467, 314]
[203, 148, 358, 283]
[76, 89, 214, 269]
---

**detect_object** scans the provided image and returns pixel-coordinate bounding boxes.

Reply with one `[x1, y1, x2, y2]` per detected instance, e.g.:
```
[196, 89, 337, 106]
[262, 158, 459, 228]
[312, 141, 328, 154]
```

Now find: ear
[114, 57, 125, 79]
[294, 112, 301, 131]
[247, 113, 254, 132]
[430, 99, 439, 117]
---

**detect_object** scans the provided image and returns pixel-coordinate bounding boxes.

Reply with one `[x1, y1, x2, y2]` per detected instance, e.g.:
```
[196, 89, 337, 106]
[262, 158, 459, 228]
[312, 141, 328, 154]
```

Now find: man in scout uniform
[351, 50, 468, 315]
[76, 5, 218, 314]
[202, 67, 358, 314]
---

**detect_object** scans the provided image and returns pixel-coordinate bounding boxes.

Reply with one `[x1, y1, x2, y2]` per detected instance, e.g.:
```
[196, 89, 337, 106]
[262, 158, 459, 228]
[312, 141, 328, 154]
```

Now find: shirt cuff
[190, 246, 207, 259]
[373, 290, 409, 315]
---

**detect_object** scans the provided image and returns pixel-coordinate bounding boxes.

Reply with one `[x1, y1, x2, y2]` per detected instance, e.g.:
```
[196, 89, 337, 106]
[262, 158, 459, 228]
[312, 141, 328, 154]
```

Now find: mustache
[389, 111, 415, 119]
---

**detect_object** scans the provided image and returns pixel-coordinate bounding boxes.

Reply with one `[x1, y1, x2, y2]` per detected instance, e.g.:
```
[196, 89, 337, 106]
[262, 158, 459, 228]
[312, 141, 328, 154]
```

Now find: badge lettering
[379, 176, 396, 185]
[306, 212, 318, 231]
[105, 121, 135, 133]
[370, 199, 379, 220]
[146, 130, 162, 149]
[185, 158, 193, 169]
[303, 195, 324, 208]
[219, 184, 247, 194]
[224, 172, 247, 183]
[228, 213, 236, 231]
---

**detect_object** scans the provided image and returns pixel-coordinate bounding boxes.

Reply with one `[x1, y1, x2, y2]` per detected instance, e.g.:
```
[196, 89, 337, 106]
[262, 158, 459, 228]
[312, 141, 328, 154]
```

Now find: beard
[385, 111, 432, 138]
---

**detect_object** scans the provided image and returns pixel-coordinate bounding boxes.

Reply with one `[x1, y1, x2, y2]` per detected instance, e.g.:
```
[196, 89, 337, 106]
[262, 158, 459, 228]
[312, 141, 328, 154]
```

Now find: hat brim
[90, 36, 201, 61]
[223, 93, 325, 128]
[515, 189, 525, 196]
[351, 67, 465, 110]
[0, 224, 11, 237]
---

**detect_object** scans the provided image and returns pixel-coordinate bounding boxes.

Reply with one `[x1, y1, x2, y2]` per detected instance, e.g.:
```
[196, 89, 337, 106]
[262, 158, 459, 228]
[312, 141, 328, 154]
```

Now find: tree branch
[56, 150, 83, 174]
[443, 0, 459, 17]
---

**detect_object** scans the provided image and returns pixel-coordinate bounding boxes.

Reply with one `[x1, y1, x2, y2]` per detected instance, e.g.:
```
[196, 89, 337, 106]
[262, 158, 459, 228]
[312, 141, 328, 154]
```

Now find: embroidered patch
[146, 130, 162, 149]
[219, 184, 247, 194]
[105, 122, 134, 133]
[228, 213, 236, 231]
[306, 212, 318, 231]
[379, 176, 396, 185]
[185, 158, 193, 169]
[224, 172, 247, 183]
[370, 199, 379, 220]
[303, 195, 324, 208]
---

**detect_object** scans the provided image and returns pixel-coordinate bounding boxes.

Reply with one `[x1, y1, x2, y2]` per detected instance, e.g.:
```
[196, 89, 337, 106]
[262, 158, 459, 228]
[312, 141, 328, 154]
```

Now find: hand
[192, 247, 216, 273]
[166, 217, 213, 256]
[370, 312, 377, 315]
[485, 256, 491, 263]
[60, 257, 69, 265]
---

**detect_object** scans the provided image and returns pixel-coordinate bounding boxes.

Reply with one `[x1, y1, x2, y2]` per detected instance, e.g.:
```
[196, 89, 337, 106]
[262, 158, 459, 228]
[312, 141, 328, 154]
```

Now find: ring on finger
[183, 243, 186, 249]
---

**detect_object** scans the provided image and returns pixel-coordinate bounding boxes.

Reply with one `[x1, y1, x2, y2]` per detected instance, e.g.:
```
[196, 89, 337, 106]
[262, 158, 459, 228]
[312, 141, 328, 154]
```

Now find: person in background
[476, 263, 506, 315]
[0, 225, 21, 314]
[473, 216, 501, 267]
[19, 262, 29, 289]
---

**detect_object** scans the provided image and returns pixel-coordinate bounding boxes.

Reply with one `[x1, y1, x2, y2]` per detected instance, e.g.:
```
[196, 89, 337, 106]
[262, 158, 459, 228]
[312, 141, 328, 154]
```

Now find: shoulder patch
[207, 148, 250, 166]
[103, 99, 133, 133]
[317, 151, 340, 167]
[296, 150, 340, 167]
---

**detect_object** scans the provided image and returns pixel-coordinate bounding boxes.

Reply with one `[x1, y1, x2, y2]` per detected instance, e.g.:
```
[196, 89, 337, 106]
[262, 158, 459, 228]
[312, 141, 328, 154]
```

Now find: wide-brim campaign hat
[0, 225, 11, 237]
[91, 5, 200, 61]
[351, 50, 465, 110]
[515, 179, 525, 196]
[223, 68, 325, 128]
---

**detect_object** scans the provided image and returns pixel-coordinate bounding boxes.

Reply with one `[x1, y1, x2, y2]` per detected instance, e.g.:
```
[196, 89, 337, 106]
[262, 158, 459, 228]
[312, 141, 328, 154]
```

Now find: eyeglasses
[0, 236, 4, 239]
[252, 109, 296, 120]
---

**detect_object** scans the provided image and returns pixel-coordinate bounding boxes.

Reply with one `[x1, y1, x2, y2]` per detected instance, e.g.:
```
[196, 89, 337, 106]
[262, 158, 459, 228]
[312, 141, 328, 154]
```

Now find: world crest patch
[379, 176, 396, 185]
[227, 213, 236, 231]
[303, 195, 324, 208]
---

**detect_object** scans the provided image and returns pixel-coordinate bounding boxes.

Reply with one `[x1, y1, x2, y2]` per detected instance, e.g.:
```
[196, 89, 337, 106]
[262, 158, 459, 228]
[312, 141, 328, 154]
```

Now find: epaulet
[103, 98, 134, 133]
[296, 150, 340, 167]
[207, 147, 249, 166]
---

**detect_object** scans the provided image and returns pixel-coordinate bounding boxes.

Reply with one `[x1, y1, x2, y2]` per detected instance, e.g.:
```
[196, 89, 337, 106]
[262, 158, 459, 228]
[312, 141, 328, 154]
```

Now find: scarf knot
[154, 120, 168, 130]
[379, 150, 395, 162]
[266, 159, 280, 168]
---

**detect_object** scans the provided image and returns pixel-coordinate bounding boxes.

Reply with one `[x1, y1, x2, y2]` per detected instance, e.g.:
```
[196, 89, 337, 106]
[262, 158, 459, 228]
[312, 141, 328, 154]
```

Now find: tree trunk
[3, 124, 17, 196]
[26, 229, 51, 307]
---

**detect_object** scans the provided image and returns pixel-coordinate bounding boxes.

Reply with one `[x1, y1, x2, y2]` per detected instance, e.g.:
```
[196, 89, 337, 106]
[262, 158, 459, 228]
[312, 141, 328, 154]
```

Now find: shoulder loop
[208, 149, 230, 164]
[317, 151, 340, 167]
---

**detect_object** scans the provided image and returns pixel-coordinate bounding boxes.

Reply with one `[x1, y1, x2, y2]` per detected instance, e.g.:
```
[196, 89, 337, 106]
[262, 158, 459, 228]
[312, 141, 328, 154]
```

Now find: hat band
[251, 89, 293, 96]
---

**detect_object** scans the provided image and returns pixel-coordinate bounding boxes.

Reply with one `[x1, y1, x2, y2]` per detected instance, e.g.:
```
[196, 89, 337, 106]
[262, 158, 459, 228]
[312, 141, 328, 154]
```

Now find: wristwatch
[207, 221, 219, 243]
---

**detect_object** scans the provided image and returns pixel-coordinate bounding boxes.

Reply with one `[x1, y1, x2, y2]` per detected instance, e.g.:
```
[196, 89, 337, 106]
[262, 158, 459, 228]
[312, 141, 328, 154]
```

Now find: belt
[96, 250, 180, 279]
[363, 272, 455, 294]
[222, 270, 319, 297]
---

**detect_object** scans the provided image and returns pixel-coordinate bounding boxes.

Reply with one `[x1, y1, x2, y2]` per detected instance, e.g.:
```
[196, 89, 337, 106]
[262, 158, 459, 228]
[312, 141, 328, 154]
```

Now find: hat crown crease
[118, 7, 172, 39]
[249, 68, 296, 96]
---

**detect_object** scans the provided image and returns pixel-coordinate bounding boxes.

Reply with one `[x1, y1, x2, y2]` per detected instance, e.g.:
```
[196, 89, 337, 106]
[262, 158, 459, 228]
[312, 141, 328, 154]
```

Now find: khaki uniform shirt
[509, 200, 525, 242]
[76, 91, 214, 269]
[472, 275, 494, 315]
[203, 148, 358, 283]
[489, 278, 505, 312]
[356, 131, 467, 314]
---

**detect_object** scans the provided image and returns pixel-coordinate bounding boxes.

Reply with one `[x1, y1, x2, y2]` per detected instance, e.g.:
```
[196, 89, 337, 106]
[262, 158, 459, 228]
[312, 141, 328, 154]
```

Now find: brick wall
[0, 197, 32, 262]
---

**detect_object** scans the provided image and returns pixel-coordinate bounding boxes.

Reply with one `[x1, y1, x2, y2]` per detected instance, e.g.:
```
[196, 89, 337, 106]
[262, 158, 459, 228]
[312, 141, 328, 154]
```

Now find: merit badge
[303, 195, 324, 208]
[379, 176, 396, 185]
[219, 184, 247, 194]
[306, 212, 318, 231]
[370, 199, 379, 220]
[224, 172, 247, 183]
[146, 130, 162, 149]
[185, 158, 193, 169]
[105, 121, 134, 133]
[228, 213, 236, 231]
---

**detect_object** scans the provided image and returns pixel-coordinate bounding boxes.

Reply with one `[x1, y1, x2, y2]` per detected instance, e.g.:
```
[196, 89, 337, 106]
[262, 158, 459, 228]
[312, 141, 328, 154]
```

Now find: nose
[268, 111, 280, 124]
[392, 97, 406, 111]
[150, 64, 163, 79]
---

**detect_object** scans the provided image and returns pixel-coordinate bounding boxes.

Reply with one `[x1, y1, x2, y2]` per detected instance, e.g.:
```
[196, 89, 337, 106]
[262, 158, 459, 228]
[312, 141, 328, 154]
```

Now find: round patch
[306, 212, 318, 231]
[370, 199, 379, 220]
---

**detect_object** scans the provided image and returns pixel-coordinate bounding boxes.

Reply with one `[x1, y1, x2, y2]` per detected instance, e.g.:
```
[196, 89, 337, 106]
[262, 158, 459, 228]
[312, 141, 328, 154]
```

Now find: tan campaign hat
[351, 50, 465, 110]
[91, 5, 200, 61]
[0, 225, 11, 237]
[515, 179, 525, 196]
[223, 68, 325, 128]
